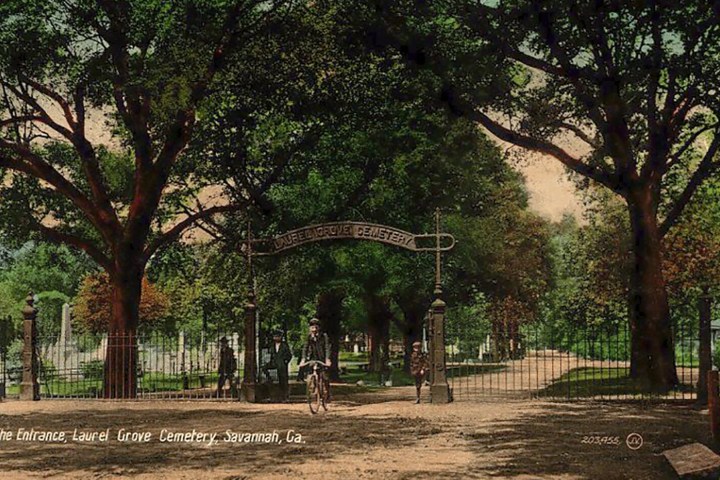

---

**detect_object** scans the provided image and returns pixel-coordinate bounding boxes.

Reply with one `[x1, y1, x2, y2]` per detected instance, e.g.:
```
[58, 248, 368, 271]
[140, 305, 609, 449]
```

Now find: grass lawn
[338, 351, 369, 362]
[5, 372, 229, 398]
[540, 367, 695, 398]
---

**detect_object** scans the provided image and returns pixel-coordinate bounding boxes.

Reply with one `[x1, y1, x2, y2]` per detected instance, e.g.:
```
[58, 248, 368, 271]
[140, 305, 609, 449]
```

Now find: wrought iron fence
[0, 348, 10, 399]
[446, 314, 702, 401]
[26, 331, 245, 400]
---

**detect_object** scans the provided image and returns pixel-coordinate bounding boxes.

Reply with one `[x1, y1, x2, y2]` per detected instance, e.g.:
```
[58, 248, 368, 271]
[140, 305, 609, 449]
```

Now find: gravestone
[179, 331, 186, 373]
[56, 303, 73, 375]
[60, 304, 72, 345]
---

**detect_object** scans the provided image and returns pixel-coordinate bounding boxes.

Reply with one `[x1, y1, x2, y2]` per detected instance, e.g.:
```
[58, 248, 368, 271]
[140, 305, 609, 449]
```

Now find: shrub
[81, 360, 104, 380]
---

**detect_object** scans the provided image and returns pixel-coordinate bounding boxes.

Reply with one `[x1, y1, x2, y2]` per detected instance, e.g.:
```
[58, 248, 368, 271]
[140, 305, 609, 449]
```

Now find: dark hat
[220, 336, 228, 344]
[272, 330, 283, 337]
[309, 317, 321, 326]
[412, 341, 422, 347]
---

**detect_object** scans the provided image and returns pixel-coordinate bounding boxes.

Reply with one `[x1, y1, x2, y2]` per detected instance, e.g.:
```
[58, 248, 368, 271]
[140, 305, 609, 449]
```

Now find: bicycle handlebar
[301, 360, 328, 368]
[302, 360, 326, 365]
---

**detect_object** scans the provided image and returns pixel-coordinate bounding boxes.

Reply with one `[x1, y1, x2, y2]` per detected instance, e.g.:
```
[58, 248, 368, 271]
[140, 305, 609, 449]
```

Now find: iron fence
[23, 331, 246, 400]
[446, 315, 702, 401]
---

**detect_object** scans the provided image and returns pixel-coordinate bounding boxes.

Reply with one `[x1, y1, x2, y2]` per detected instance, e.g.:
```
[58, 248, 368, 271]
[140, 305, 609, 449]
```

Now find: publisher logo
[626, 433, 643, 450]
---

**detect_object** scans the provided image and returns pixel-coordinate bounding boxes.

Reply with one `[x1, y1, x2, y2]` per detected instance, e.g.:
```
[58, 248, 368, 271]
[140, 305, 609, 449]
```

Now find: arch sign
[246, 221, 455, 256]
[240, 213, 455, 405]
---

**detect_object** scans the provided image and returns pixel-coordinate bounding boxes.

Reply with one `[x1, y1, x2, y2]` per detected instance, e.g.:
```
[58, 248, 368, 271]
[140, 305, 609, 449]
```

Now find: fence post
[0, 314, 10, 400]
[241, 290, 257, 402]
[698, 288, 713, 405]
[709, 371, 720, 441]
[20, 292, 39, 401]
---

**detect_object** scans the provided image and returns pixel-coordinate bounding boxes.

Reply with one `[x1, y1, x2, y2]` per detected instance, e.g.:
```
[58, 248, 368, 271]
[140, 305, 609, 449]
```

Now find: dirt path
[0, 394, 713, 479]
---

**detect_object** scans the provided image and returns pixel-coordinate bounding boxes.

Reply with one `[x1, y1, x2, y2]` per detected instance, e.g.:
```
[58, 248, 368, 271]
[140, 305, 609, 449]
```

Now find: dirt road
[0, 394, 712, 479]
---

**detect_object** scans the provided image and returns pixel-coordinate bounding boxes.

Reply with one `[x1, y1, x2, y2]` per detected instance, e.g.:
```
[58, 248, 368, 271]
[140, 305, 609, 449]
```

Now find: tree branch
[1, 80, 121, 235]
[142, 204, 242, 262]
[17, 74, 77, 130]
[659, 132, 720, 236]
[666, 122, 720, 171]
[1, 80, 75, 141]
[0, 146, 114, 243]
[36, 223, 112, 271]
[470, 109, 619, 192]
[556, 121, 601, 149]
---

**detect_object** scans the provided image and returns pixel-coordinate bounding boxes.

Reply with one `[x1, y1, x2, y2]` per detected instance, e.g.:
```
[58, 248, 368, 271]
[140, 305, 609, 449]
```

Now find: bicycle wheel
[307, 375, 320, 414]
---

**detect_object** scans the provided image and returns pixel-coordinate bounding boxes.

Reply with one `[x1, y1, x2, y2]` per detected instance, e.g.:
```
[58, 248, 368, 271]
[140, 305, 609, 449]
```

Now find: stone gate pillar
[241, 291, 257, 402]
[20, 293, 39, 401]
[429, 294, 451, 403]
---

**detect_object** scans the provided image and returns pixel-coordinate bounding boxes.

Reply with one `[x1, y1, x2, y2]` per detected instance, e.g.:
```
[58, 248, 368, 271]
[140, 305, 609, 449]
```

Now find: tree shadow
[0, 405, 430, 476]
[457, 402, 714, 479]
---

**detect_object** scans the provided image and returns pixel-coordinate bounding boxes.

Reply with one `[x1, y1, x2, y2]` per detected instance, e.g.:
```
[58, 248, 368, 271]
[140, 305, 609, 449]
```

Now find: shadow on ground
[457, 401, 714, 480]
[0, 405, 428, 477]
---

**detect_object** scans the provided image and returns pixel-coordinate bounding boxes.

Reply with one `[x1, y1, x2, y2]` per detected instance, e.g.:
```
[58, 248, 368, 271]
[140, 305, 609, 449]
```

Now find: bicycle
[302, 360, 329, 414]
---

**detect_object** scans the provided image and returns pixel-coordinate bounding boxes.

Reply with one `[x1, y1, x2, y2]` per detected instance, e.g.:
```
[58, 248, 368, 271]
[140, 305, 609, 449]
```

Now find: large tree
[0, 0, 301, 397]
[375, 0, 720, 390]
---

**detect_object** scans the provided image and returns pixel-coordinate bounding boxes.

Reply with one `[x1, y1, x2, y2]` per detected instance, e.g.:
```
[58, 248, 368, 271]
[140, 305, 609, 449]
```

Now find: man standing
[410, 341, 428, 404]
[267, 330, 292, 401]
[299, 318, 331, 399]
[217, 336, 237, 397]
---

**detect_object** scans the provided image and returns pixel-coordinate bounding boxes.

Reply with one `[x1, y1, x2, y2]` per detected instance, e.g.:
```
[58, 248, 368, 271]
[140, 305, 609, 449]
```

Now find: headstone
[99, 335, 108, 360]
[353, 342, 360, 354]
[56, 303, 73, 374]
[60, 303, 72, 345]
[663, 443, 720, 478]
[179, 331, 186, 373]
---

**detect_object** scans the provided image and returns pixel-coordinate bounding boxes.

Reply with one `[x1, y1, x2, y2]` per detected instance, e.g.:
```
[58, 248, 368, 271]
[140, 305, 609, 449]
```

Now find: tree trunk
[104, 268, 143, 399]
[627, 187, 678, 391]
[366, 295, 392, 374]
[317, 289, 344, 382]
[396, 300, 426, 373]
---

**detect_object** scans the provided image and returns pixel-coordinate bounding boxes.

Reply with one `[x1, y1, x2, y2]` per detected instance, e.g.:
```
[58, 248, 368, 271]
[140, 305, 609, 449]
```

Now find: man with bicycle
[298, 317, 331, 400]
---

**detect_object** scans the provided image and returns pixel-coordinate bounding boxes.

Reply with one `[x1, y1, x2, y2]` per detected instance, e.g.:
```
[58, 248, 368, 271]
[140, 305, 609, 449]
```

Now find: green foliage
[38, 359, 57, 381]
[34, 290, 70, 338]
[81, 360, 104, 380]
[0, 243, 93, 335]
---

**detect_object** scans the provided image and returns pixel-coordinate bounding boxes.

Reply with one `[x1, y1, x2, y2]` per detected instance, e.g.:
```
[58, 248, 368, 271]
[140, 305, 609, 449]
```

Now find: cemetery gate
[2, 213, 458, 402]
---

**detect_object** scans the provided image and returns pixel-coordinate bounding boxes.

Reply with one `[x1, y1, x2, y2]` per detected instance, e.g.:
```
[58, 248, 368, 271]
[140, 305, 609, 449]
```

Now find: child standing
[410, 341, 428, 404]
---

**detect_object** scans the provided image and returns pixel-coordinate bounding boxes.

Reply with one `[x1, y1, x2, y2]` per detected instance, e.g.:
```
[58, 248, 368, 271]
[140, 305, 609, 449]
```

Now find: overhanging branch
[0, 146, 114, 242]
[469, 109, 618, 191]
[659, 132, 720, 237]
[36, 223, 112, 271]
[142, 204, 242, 262]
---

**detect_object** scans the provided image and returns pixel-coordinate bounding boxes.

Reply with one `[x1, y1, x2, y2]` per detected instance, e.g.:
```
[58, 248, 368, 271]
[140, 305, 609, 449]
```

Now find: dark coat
[410, 350, 428, 377]
[268, 342, 292, 370]
[219, 345, 237, 375]
[302, 333, 330, 363]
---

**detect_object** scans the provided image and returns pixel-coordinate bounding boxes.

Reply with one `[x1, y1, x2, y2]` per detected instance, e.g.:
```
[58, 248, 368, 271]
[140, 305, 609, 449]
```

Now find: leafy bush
[714, 341, 720, 371]
[81, 360, 104, 380]
[39, 359, 57, 380]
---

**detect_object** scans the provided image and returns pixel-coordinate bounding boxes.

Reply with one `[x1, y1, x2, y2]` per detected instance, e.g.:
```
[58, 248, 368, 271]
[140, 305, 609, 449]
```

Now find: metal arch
[240, 222, 456, 256]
